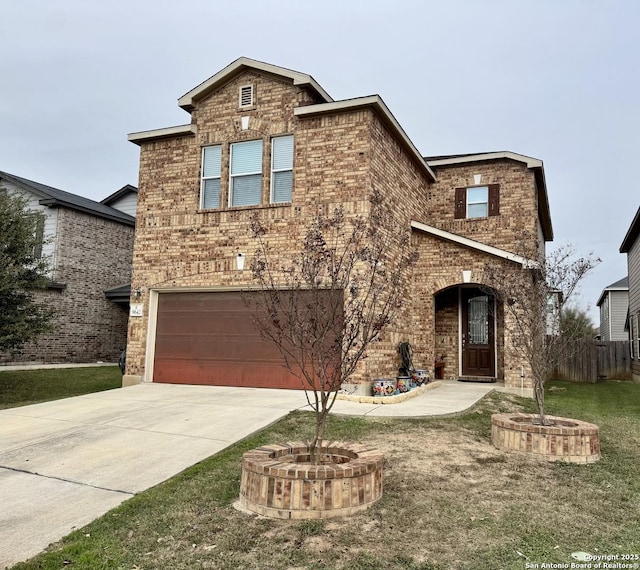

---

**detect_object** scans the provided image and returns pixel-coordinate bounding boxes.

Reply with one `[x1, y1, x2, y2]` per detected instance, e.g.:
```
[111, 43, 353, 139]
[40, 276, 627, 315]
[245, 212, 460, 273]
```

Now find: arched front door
[461, 288, 495, 377]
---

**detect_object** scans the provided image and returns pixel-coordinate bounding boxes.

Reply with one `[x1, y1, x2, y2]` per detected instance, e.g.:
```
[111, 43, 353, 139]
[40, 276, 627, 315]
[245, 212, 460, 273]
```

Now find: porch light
[236, 253, 245, 271]
[462, 270, 472, 283]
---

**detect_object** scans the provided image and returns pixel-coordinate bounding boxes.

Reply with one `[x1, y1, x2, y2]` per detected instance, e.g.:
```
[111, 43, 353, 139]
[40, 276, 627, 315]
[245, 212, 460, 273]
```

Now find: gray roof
[596, 276, 629, 307]
[101, 184, 138, 207]
[0, 171, 135, 226]
[605, 276, 629, 289]
[104, 283, 131, 304]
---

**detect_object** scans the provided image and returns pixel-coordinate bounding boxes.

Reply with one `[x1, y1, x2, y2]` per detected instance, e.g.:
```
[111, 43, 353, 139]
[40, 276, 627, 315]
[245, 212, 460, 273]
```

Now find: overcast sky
[2, 0, 638, 321]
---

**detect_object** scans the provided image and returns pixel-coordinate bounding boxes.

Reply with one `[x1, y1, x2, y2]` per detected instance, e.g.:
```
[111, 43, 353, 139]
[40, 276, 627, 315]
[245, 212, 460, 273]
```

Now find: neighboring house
[620, 207, 640, 381]
[0, 171, 137, 364]
[596, 276, 629, 341]
[124, 57, 553, 391]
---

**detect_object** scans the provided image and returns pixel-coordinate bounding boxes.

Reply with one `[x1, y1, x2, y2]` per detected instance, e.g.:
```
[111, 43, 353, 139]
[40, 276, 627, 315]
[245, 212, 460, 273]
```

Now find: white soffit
[427, 151, 543, 169]
[128, 124, 196, 145]
[410, 220, 537, 267]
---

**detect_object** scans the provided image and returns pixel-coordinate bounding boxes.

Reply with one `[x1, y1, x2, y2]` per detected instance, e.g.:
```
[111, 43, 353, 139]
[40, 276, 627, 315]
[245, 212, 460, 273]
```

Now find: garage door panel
[155, 331, 284, 359]
[152, 291, 337, 389]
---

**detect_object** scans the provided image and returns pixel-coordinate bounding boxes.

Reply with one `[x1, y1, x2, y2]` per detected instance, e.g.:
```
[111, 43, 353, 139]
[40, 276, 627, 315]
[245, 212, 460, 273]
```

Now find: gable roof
[294, 95, 436, 182]
[425, 151, 553, 242]
[101, 184, 138, 206]
[596, 276, 629, 307]
[620, 206, 640, 253]
[0, 171, 135, 226]
[177, 56, 333, 112]
[410, 220, 537, 267]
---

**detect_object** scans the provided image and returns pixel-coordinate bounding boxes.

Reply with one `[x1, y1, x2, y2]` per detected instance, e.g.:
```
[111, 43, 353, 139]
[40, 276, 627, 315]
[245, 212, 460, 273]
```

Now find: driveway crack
[0, 465, 134, 496]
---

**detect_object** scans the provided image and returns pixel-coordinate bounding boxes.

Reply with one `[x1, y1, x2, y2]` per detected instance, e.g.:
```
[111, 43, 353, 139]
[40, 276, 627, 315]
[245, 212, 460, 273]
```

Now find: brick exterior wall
[0, 207, 133, 364]
[428, 161, 540, 251]
[126, 68, 547, 389]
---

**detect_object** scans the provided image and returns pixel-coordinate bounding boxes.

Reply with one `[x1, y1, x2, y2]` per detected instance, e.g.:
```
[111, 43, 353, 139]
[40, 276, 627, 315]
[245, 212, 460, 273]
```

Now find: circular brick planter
[239, 441, 384, 519]
[491, 413, 600, 463]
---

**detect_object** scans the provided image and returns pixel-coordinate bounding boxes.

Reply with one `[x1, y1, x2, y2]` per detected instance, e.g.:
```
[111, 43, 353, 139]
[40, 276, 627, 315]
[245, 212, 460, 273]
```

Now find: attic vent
[239, 85, 254, 108]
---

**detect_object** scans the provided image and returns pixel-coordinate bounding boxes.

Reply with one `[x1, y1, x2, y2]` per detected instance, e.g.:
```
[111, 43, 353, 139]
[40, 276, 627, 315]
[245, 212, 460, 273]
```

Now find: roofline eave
[177, 57, 333, 112]
[38, 198, 135, 226]
[410, 220, 538, 267]
[426, 151, 553, 241]
[294, 96, 436, 182]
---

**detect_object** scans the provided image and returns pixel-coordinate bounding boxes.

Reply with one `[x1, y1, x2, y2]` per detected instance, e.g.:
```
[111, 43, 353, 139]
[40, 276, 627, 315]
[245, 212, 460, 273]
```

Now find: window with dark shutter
[455, 184, 501, 219]
[488, 184, 500, 216]
[454, 187, 466, 219]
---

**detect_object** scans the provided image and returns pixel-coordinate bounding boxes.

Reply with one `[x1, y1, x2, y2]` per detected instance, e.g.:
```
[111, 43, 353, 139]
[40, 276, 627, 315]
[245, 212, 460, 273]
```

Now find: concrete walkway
[0, 381, 509, 567]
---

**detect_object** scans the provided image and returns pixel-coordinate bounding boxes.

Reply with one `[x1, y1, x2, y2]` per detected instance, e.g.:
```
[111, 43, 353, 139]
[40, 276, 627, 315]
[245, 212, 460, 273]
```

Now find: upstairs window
[28, 212, 45, 259]
[467, 186, 488, 218]
[455, 184, 500, 219]
[230, 140, 263, 207]
[201, 145, 221, 209]
[271, 135, 294, 203]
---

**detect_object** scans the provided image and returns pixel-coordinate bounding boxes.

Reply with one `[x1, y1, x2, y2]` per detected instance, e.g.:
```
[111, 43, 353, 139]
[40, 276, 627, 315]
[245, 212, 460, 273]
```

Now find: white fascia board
[597, 287, 629, 307]
[127, 124, 196, 145]
[294, 96, 436, 182]
[411, 220, 537, 267]
[178, 57, 333, 110]
[427, 151, 542, 169]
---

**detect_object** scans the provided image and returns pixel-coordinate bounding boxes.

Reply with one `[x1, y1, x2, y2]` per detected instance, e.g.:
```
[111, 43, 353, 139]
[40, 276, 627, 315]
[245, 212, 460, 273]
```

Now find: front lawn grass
[10, 379, 640, 570]
[0, 366, 121, 409]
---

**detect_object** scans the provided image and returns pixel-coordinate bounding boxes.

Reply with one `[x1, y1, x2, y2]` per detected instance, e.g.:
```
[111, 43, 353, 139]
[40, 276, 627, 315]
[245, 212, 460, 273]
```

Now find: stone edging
[491, 413, 600, 463]
[336, 380, 442, 404]
[239, 440, 384, 519]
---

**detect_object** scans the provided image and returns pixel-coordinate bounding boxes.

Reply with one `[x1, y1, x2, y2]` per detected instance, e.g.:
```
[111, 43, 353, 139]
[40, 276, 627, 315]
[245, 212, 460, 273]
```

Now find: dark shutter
[454, 187, 466, 219]
[488, 184, 500, 216]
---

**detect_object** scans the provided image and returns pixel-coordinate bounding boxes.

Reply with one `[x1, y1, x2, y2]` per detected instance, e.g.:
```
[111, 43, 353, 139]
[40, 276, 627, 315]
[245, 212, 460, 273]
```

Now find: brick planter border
[491, 413, 600, 463]
[239, 441, 384, 519]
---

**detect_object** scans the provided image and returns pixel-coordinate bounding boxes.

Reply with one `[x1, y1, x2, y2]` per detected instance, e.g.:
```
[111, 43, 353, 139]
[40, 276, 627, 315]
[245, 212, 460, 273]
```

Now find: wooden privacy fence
[550, 339, 631, 382]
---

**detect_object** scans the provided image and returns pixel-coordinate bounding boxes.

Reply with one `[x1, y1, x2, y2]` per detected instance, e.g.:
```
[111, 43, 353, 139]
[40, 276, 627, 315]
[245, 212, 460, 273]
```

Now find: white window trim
[229, 140, 263, 207]
[466, 185, 489, 218]
[200, 145, 221, 209]
[270, 135, 294, 204]
[634, 312, 640, 358]
[239, 84, 254, 108]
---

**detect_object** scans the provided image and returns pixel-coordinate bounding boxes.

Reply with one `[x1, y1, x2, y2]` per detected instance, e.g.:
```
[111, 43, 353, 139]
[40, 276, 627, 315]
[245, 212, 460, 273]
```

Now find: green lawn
[9, 379, 640, 570]
[0, 366, 122, 409]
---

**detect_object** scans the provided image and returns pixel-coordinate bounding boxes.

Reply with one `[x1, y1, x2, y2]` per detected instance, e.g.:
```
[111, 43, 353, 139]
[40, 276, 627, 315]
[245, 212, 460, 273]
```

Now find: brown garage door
[153, 290, 335, 389]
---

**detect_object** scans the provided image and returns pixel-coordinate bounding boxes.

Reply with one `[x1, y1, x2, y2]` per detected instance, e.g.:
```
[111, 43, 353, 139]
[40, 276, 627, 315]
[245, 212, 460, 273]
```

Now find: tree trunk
[534, 376, 546, 425]
[311, 412, 328, 465]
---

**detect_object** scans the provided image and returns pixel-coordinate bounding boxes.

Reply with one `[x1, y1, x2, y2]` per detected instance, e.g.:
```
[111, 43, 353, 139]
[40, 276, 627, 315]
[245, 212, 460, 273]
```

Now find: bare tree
[485, 242, 599, 425]
[247, 190, 417, 461]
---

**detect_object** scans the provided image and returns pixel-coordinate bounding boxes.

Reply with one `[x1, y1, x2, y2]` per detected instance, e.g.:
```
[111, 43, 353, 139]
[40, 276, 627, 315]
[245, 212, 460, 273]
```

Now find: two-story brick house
[0, 171, 136, 364]
[124, 57, 553, 391]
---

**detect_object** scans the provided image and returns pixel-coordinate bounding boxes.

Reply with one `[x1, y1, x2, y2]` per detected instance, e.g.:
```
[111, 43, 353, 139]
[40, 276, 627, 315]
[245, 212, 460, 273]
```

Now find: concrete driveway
[0, 384, 310, 568]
